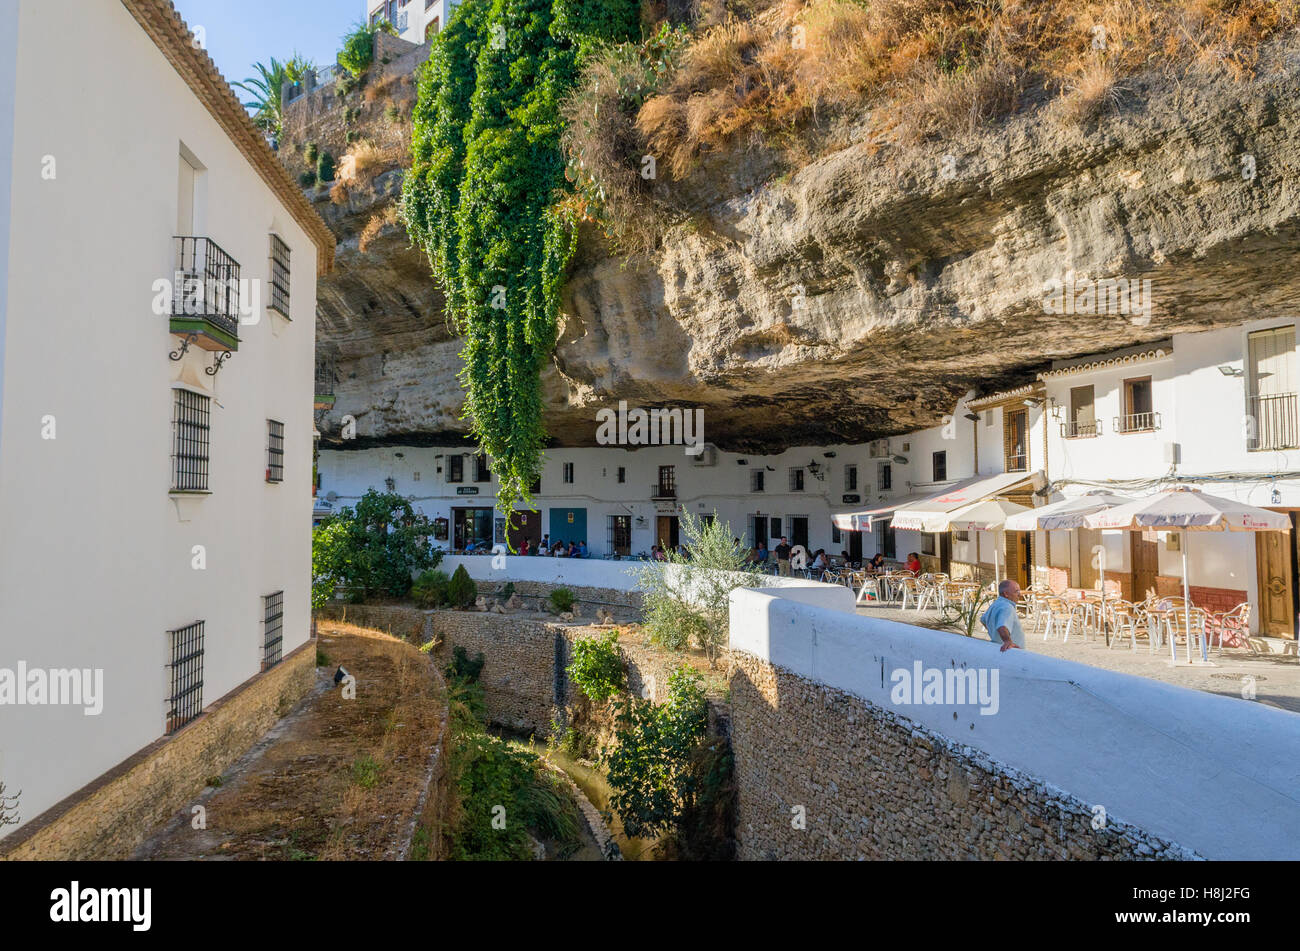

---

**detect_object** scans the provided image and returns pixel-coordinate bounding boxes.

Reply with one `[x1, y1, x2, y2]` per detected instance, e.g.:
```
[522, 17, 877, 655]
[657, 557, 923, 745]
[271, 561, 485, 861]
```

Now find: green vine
[402, 0, 639, 514]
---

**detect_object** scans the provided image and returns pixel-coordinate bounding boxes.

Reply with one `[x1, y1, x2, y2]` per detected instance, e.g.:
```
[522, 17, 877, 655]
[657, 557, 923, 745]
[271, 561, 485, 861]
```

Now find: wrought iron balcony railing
[1061, 419, 1102, 439]
[171, 237, 241, 352]
[1115, 411, 1161, 434]
[650, 484, 676, 500]
[1248, 393, 1300, 451]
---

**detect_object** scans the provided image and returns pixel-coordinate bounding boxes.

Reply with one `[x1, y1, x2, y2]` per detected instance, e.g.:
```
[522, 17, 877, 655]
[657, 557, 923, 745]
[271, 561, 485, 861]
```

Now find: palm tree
[234, 54, 315, 136]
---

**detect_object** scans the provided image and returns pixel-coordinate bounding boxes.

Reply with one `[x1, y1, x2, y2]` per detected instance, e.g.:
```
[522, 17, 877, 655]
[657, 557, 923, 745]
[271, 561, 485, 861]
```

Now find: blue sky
[172, 0, 366, 90]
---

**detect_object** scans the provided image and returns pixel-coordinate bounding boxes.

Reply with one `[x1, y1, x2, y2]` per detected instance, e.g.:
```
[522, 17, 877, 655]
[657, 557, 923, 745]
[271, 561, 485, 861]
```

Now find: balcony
[1061, 419, 1102, 439]
[170, 237, 241, 353]
[1248, 393, 1300, 451]
[650, 484, 676, 500]
[315, 358, 336, 411]
[1115, 411, 1161, 434]
[1004, 453, 1028, 473]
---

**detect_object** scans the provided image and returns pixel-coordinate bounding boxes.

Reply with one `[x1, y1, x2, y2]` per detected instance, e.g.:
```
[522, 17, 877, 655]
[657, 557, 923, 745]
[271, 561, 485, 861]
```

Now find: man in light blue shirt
[981, 580, 1026, 652]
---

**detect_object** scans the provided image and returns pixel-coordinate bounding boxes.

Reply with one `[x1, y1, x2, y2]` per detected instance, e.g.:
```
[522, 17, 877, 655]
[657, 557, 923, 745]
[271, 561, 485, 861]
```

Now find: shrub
[351, 755, 382, 789]
[567, 629, 625, 703]
[304, 142, 319, 165]
[549, 587, 575, 613]
[346, 130, 360, 144]
[447, 565, 477, 609]
[316, 150, 336, 182]
[311, 489, 441, 605]
[603, 666, 708, 839]
[385, 102, 402, 123]
[412, 569, 450, 608]
[635, 510, 760, 663]
[298, 170, 318, 187]
[501, 582, 516, 601]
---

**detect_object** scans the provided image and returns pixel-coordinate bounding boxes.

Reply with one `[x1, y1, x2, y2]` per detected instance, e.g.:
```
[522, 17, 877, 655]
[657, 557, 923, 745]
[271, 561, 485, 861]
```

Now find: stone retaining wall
[729, 651, 1195, 860]
[0, 641, 317, 861]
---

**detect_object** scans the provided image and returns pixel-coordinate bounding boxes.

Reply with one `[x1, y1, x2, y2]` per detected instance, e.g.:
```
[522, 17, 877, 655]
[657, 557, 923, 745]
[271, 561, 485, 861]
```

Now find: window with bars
[165, 621, 205, 733]
[446, 455, 463, 483]
[789, 468, 805, 492]
[172, 389, 210, 491]
[750, 469, 764, 492]
[268, 234, 291, 319]
[932, 451, 947, 482]
[267, 419, 285, 483]
[263, 592, 284, 670]
[474, 454, 491, 482]
[564, 462, 575, 484]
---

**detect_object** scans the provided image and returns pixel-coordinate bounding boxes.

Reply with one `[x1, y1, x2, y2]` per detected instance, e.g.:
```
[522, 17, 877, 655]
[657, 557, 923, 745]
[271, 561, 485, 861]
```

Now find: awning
[890, 470, 1044, 532]
[832, 492, 934, 532]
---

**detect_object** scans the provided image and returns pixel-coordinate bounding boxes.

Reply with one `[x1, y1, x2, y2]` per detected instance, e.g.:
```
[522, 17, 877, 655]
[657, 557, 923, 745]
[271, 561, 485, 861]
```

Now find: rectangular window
[789, 468, 805, 492]
[922, 533, 936, 556]
[1247, 326, 1298, 451]
[1119, 377, 1156, 433]
[564, 462, 575, 484]
[985, 409, 994, 427]
[474, 453, 491, 483]
[446, 455, 464, 483]
[608, 515, 632, 556]
[530, 476, 541, 494]
[954, 529, 970, 542]
[882, 519, 896, 559]
[769, 517, 782, 539]
[657, 465, 675, 496]
[932, 451, 947, 482]
[1004, 407, 1028, 471]
[1065, 385, 1097, 438]
[268, 234, 291, 319]
[831, 524, 842, 544]
[262, 592, 284, 670]
[172, 389, 210, 491]
[750, 469, 765, 492]
[844, 464, 857, 492]
[791, 516, 809, 549]
[165, 621, 205, 733]
[879, 463, 892, 491]
[617, 466, 626, 484]
[266, 420, 285, 483]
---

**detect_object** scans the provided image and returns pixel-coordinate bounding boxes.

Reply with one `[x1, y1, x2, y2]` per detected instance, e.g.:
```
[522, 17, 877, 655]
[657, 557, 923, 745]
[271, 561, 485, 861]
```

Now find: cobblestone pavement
[855, 602, 1300, 715]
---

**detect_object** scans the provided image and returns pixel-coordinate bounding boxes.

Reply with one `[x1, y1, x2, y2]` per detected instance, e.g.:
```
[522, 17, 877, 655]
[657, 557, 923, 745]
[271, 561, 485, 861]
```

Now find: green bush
[603, 666, 708, 839]
[567, 629, 625, 703]
[298, 170, 317, 187]
[345, 130, 360, 144]
[316, 150, 336, 182]
[636, 511, 760, 664]
[337, 19, 397, 78]
[412, 569, 451, 608]
[501, 582, 516, 601]
[447, 564, 477, 609]
[549, 587, 575, 613]
[304, 142, 319, 164]
[311, 489, 441, 607]
[385, 103, 402, 123]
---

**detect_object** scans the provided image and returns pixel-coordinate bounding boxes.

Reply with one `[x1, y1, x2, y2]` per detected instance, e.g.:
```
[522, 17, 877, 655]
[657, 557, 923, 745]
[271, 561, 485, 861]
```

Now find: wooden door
[1130, 534, 1159, 602]
[1004, 531, 1029, 588]
[1256, 526, 1295, 637]
[939, 532, 952, 574]
[506, 509, 541, 552]
[656, 516, 679, 550]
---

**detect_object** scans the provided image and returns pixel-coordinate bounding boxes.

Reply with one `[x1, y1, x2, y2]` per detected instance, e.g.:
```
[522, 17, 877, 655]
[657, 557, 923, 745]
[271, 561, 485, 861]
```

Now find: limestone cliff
[309, 42, 1300, 452]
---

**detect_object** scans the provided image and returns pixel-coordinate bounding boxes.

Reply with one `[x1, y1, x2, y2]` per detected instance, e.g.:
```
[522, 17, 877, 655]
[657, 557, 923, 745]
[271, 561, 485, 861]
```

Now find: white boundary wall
[729, 587, 1300, 860]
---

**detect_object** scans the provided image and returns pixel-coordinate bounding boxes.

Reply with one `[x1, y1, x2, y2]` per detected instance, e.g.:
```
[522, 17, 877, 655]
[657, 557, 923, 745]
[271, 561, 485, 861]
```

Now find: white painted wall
[730, 586, 1300, 860]
[0, 0, 316, 835]
[368, 0, 461, 44]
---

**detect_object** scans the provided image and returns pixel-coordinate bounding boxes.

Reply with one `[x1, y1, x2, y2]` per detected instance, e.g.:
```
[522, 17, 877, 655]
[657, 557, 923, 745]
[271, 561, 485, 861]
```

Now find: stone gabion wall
[0, 643, 317, 861]
[729, 651, 1199, 861]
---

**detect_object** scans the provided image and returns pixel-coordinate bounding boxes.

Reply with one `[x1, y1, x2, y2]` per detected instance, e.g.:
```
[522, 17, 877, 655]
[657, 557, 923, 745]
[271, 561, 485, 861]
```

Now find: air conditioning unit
[1163, 441, 1181, 465]
[690, 444, 718, 466]
[868, 439, 890, 458]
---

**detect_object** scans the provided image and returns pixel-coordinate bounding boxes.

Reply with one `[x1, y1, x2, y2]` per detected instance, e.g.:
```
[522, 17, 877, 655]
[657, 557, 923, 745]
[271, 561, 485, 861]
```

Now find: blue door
[549, 508, 588, 546]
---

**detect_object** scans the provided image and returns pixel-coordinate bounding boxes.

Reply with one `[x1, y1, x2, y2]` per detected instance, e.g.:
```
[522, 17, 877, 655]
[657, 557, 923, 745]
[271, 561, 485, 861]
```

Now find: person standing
[981, 580, 1026, 652]
[775, 536, 792, 577]
[540, 533, 550, 556]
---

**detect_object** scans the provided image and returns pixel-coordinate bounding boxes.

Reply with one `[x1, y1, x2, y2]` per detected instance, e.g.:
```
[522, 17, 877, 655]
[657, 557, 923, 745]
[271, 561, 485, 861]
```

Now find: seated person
[520, 539, 531, 556]
[810, 549, 829, 571]
[553, 540, 567, 557]
[906, 552, 922, 574]
[576, 541, 588, 558]
[754, 542, 769, 565]
[867, 553, 886, 573]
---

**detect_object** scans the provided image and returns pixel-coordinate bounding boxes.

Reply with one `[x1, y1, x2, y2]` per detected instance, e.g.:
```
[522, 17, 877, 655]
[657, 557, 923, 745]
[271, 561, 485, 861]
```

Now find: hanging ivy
[402, 0, 639, 515]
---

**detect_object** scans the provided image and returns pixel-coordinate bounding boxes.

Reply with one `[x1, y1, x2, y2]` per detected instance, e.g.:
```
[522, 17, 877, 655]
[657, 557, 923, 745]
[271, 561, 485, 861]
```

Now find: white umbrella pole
[1099, 553, 1107, 646]
[994, 531, 1000, 588]
[1182, 531, 1194, 664]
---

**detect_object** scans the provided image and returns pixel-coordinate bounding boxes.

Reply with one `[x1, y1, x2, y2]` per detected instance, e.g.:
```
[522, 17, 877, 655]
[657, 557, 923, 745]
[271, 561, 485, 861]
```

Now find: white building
[368, 0, 461, 45]
[319, 320, 1300, 639]
[0, 0, 334, 837]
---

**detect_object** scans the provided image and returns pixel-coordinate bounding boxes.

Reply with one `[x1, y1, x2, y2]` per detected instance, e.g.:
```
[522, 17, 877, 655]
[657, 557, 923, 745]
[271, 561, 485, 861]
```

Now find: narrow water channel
[507, 737, 661, 861]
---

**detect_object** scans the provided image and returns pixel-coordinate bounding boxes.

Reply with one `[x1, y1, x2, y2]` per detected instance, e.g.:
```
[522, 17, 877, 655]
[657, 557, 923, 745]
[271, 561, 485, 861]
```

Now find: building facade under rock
[317, 315, 1300, 641]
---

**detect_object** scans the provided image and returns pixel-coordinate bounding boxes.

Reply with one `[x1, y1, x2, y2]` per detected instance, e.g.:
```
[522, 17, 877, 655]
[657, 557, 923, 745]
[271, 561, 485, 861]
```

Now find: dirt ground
[134, 624, 446, 861]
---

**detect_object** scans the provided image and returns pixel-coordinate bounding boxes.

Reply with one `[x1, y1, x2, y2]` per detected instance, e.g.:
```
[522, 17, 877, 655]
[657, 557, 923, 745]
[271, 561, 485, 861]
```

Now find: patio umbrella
[1004, 490, 1134, 637]
[945, 498, 1032, 585]
[1085, 487, 1291, 663]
